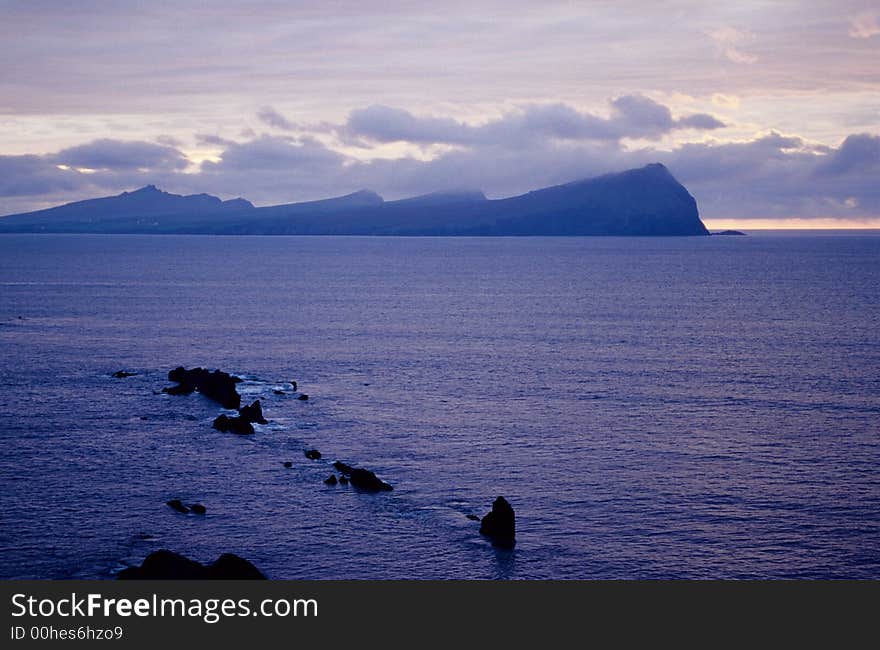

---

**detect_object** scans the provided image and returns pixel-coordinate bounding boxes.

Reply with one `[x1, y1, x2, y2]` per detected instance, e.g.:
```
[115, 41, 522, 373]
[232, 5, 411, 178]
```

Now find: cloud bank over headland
[0, 1, 878, 225]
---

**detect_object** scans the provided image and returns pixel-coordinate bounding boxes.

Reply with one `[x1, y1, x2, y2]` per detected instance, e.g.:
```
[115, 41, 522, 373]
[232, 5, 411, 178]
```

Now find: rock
[290, 381, 298, 391]
[206, 553, 266, 579]
[273, 389, 285, 395]
[238, 399, 268, 424]
[112, 370, 138, 378]
[324, 474, 338, 485]
[212, 414, 254, 435]
[117, 550, 203, 579]
[304, 449, 322, 460]
[466, 514, 481, 522]
[349, 468, 393, 492]
[166, 499, 189, 514]
[338, 475, 349, 485]
[190, 503, 206, 514]
[479, 496, 516, 548]
[333, 461, 355, 474]
[297, 394, 309, 401]
[283, 461, 292, 468]
[162, 383, 194, 396]
[118, 550, 266, 580]
[165, 366, 242, 409]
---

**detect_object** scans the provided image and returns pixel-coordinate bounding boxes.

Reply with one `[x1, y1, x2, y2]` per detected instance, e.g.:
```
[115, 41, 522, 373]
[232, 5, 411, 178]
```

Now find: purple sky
[1, 0, 878, 226]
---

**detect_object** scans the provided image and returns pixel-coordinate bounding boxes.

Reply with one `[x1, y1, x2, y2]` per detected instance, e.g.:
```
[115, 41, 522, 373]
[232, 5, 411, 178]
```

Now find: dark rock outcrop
[283, 461, 293, 468]
[118, 550, 266, 580]
[324, 474, 338, 485]
[332, 461, 393, 491]
[212, 414, 254, 435]
[349, 468, 393, 492]
[338, 475, 349, 485]
[297, 394, 309, 401]
[466, 514, 481, 522]
[190, 503, 206, 514]
[112, 370, 138, 378]
[166, 499, 190, 514]
[479, 496, 516, 548]
[304, 449, 322, 460]
[162, 383, 194, 395]
[332, 461, 355, 474]
[238, 399, 268, 424]
[164, 367, 242, 409]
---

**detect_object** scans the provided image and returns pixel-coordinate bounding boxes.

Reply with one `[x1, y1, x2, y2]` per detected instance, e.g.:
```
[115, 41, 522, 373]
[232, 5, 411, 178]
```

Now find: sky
[1, 0, 878, 227]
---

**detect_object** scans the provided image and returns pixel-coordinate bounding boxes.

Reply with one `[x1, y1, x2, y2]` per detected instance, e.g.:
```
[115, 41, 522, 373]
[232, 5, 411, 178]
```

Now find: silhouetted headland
[0, 164, 709, 236]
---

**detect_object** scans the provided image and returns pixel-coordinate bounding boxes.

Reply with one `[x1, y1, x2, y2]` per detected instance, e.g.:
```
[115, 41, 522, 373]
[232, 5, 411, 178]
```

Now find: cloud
[155, 134, 183, 147]
[257, 106, 296, 130]
[813, 133, 880, 175]
[51, 139, 188, 171]
[0, 154, 84, 197]
[708, 27, 758, 64]
[201, 135, 344, 171]
[345, 97, 724, 146]
[1, 120, 878, 223]
[848, 12, 880, 38]
[195, 133, 237, 147]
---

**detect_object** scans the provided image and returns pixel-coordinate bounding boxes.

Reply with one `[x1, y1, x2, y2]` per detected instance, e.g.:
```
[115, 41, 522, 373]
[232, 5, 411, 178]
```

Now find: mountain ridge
[0, 163, 709, 236]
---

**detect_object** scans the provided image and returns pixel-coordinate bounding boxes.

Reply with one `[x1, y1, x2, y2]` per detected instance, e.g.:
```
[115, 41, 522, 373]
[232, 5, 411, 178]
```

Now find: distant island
[0, 163, 710, 236]
[712, 230, 747, 236]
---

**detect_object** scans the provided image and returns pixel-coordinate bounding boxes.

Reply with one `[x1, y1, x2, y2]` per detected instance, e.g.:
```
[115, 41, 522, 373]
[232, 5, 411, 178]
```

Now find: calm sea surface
[0, 233, 878, 579]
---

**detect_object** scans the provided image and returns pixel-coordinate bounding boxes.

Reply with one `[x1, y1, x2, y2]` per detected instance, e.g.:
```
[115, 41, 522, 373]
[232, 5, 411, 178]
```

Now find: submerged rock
[466, 514, 481, 522]
[212, 414, 254, 435]
[166, 499, 189, 514]
[112, 370, 138, 378]
[238, 399, 268, 424]
[304, 449, 322, 460]
[190, 503, 206, 514]
[297, 394, 309, 401]
[118, 550, 266, 579]
[479, 496, 516, 548]
[164, 366, 242, 409]
[283, 461, 293, 468]
[324, 474, 338, 485]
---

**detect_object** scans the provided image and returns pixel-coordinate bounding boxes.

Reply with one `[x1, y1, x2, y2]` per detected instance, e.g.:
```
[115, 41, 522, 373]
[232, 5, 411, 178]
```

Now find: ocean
[0, 232, 878, 579]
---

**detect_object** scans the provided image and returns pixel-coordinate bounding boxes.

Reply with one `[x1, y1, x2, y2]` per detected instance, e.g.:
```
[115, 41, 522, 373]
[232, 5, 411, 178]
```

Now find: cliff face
[478, 163, 707, 236]
[0, 164, 709, 236]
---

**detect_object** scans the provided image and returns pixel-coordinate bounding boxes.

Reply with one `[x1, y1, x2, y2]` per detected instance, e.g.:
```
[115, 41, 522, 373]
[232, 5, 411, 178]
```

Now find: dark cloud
[195, 133, 237, 147]
[257, 107, 296, 131]
[814, 133, 880, 176]
[201, 135, 343, 171]
[0, 154, 83, 197]
[51, 139, 188, 171]
[345, 96, 724, 146]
